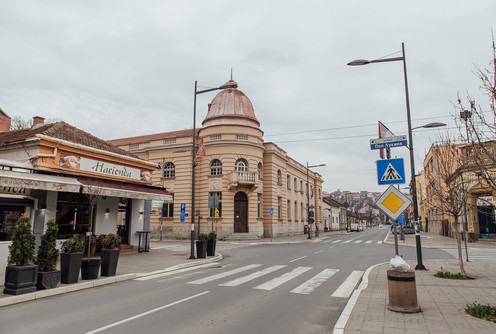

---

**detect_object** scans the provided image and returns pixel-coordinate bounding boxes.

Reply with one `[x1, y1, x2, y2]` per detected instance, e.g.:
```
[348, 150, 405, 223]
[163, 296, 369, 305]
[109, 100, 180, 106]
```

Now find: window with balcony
[235, 159, 248, 172]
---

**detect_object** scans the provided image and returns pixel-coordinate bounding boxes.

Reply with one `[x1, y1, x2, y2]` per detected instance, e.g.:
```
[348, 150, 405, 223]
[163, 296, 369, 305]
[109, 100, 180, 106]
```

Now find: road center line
[290, 255, 308, 263]
[84, 291, 210, 334]
[314, 250, 325, 254]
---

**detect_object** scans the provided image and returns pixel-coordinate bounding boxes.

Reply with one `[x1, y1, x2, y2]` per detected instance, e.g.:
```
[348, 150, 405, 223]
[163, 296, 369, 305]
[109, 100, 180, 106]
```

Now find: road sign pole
[393, 220, 399, 256]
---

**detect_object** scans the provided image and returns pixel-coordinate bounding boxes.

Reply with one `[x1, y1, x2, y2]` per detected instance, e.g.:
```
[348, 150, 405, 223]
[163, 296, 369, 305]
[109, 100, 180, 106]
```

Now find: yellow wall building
[109, 79, 324, 239]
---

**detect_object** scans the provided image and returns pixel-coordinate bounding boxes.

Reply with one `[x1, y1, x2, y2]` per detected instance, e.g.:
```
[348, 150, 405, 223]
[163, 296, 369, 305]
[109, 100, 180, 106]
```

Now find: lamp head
[347, 59, 371, 66]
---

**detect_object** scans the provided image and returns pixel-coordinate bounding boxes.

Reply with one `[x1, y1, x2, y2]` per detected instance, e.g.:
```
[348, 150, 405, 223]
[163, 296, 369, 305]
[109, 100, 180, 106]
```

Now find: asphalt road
[0, 228, 451, 334]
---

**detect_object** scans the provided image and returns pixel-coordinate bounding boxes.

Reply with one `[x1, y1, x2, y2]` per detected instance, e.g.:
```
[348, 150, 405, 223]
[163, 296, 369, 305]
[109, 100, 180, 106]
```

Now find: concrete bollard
[387, 269, 421, 313]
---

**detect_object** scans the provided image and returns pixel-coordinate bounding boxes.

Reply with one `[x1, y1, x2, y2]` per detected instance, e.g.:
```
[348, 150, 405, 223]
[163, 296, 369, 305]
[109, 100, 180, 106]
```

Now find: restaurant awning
[79, 178, 172, 202]
[0, 169, 81, 193]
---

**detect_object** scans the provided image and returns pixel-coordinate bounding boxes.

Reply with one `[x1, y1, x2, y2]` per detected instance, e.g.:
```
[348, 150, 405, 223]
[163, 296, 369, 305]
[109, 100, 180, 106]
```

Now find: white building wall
[94, 197, 119, 235]
[129, 199, 145, 246]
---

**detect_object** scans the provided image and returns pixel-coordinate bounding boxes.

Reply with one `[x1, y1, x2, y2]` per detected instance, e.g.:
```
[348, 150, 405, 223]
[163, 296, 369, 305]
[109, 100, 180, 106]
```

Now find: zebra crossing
[171, 263, 362, 296]
[330, 239, 382, 245]
[442, 248, 496, 261]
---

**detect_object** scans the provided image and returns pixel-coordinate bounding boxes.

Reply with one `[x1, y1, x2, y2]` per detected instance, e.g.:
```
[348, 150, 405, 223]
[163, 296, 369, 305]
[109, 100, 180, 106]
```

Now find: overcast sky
[0, 1, 494, 193]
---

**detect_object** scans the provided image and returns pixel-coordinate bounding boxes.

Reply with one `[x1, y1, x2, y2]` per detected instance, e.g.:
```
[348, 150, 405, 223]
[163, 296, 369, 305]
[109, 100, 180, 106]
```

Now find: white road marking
[188, 264, 261, 284]
[254, 267, 312, 291]
[365, 240, 372, 244]
[354, 240, 362, 244]
[331, 270, 364, 298]
[342, 240, 351, 244]
[329, 245, 335, 249]
[134, 263, 219, 281]
[314, 250, 325, 254]
[377, 241, 382, 244]
[219, 265, 287, 287]
[332, 240, 342, 243]
[290, 269, 339, 295]
[84, 291, 209, 334]
[290, 256, 307, 263]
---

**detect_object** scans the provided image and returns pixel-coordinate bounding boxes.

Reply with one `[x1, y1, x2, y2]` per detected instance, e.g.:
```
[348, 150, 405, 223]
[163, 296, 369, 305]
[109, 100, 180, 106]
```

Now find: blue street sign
[180, 203, 186, 214]
[270, 208, 274, 215]
[398, 213, 405, 226]
[376, 158, 405, 185]
[370, 135, 408, 150]
[180, 212, 186, 222]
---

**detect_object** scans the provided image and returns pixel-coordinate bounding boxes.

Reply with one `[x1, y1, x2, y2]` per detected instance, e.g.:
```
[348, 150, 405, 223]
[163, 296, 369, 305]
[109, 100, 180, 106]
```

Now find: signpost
[370, 135, 407, 150]
[209, 196, 220, 232]
[270, 208, 274, 242]
[376, 158, 405, 185]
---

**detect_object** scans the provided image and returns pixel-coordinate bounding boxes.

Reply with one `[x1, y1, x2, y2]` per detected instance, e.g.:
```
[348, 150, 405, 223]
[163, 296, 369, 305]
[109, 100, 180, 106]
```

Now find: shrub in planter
[4, 217, 38, 295]
[196, 233, 208, 259]
[60, 236, 83, 284]
[36, 219, 61, 290]
[206, 231, 217, 256]
[100, 234, 121, 277]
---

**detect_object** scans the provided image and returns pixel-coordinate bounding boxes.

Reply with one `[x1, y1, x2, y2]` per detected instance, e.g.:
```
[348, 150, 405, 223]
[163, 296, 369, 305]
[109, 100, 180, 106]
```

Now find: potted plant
[60, 235, 83, 284]
[36, 219, 60, 290]
[196, 233, 208, 259]
[81, 234, 101, 280]
[3, 216, 38, 295]
[206, 231, 217, 256]
[100, 234, 121, 276]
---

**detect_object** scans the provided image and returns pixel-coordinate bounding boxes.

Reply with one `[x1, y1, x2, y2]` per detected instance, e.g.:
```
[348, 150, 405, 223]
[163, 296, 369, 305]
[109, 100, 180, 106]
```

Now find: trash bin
[386, 269, 421, 313]
[304, 225, 308, 234]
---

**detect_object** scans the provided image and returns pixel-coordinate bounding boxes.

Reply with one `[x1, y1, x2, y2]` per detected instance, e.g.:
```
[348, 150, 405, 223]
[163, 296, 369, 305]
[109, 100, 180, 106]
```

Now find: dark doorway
[117, 199, 131, 244]
[478, 205, 496, 238]
[234, 192, 248, 233]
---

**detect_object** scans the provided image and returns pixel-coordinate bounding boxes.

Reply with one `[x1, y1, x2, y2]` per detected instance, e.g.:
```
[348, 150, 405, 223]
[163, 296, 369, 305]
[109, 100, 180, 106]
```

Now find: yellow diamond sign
[375, 185, 412, 220]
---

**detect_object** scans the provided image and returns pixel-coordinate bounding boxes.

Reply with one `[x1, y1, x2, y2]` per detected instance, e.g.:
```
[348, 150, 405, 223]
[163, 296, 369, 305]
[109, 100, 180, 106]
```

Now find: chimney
[0, 107, 11, 132]
[32, 116, 45, 129]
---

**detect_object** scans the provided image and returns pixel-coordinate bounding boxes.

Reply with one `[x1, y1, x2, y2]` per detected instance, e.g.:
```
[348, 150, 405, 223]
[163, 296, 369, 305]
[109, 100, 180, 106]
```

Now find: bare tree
[10, 116, 32, 130]
[430, 137, 468, 278]
[83, 182, 106, 258]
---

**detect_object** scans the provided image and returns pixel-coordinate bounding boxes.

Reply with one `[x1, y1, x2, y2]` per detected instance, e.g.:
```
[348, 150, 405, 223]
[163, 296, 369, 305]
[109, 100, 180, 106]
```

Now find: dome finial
[230, 68, 233, 81]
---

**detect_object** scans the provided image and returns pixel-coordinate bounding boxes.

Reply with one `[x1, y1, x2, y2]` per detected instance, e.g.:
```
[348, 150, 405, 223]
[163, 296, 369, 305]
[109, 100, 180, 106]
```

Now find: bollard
[387, 269, 421, 313]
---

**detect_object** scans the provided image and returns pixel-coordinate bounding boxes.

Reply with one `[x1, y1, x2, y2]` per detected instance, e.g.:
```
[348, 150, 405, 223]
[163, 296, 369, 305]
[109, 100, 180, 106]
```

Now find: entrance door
[234, 192, 248, 233]
[478, 205, 496, 238]
[117, 199, 131, 244]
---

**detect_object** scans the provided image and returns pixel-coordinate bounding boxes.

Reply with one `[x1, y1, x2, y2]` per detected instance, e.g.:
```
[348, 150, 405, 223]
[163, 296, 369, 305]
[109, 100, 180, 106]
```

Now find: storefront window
[0, 207, 25, 241]
[56, 192, 91, 239]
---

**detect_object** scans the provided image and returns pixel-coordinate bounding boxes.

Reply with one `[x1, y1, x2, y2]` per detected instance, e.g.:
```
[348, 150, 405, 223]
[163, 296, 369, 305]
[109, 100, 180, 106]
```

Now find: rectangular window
[301, 203, 304, 221]
[257, 193, 262, 218]
[163, 138, 176, 145]
[294, 178, 297, 192]
[287, 200, 291, 221]
[162, 202, 174, 218]
[277, 197, 282, 219]
[300, 181, 304, 193]
[209, 192, 222, 217]
[287, 175, 291, 189]
[295, 201, 298, 221]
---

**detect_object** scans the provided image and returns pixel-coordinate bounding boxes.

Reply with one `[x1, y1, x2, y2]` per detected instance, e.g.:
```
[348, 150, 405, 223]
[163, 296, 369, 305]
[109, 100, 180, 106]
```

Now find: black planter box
[100, 249, 119, 276]
[206, 239, 216, 256]
[37, 270, 61, 290]
[60, 252, 83, 284]
[196, 241, 207, 258]
[4, 265, 39, 295]
[81, 258, 101, 280]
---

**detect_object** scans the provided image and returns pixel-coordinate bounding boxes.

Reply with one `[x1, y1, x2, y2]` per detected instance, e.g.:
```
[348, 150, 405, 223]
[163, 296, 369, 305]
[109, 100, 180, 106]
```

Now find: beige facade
[109, 80, 324, 239]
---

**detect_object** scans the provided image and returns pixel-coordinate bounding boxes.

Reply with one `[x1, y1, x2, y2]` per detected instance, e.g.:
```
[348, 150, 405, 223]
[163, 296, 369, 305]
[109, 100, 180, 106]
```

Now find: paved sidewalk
[335, 231, 496, 334]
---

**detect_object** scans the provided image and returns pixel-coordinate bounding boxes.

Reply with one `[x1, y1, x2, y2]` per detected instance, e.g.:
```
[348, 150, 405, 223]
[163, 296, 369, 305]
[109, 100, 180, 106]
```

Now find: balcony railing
[228, 171, 256, 189]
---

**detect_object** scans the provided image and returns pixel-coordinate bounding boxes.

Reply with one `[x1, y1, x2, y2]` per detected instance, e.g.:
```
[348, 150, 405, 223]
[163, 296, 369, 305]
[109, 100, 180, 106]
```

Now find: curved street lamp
[348, 43, 430, 270]
[188, 80, 237, 259]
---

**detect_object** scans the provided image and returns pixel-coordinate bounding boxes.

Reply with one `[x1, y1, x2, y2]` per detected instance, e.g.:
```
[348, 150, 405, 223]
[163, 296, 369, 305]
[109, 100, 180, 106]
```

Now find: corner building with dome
[108, 79, 324, 239]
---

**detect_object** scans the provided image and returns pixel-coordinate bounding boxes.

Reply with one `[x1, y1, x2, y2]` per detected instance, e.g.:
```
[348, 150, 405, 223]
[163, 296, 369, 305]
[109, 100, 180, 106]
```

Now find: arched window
[277, 170, 282, 184]
[258, 162, 263, 179]
[164, 162, 175, 178]
[210, 159, 222, 176]
[235, 159, 248, 172]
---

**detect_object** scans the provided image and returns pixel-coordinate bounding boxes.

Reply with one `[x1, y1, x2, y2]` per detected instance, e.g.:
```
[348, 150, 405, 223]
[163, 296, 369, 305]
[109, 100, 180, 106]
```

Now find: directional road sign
[377, 158, 405, 185]
[180, 203, 186, 213]
[370, 135, 407, 150]
[375, 185, 412, 221]
[270, 208, 274, 215]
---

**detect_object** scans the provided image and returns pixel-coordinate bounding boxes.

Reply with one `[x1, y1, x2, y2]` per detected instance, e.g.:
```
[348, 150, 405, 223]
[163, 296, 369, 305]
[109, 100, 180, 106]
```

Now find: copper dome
[201, 80, 260, 129]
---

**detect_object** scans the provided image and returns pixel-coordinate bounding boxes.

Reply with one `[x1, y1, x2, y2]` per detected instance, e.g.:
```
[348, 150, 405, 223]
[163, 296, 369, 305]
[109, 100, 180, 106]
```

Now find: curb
[0, 253, 223, 308]
[332, 262, 387, 334]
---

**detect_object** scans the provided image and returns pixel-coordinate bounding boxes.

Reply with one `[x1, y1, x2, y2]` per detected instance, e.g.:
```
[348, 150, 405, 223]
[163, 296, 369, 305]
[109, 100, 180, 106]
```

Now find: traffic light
[309, 210, 314, 224]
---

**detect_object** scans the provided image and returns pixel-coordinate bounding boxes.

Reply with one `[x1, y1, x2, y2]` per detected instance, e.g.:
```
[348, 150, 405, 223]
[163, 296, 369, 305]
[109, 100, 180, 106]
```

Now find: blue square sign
[376, 158, 405, 185]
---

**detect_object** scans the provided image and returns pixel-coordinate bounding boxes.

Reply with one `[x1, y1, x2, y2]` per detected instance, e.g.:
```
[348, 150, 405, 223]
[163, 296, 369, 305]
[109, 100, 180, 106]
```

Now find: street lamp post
[189, 80, 237, 259]
[306, 162, 326, 239]
[348, 43, 433, 270]
[160, 157, 165, 241]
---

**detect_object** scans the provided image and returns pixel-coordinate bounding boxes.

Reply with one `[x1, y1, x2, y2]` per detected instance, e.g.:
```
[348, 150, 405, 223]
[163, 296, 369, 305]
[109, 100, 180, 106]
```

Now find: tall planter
[4, 265, 38, 295]
[81, 258, 101, 280]
[60, 252, 83, 284]
[206, 239, 216, 256]
[100, 249, 119, 276]
[196, 241, 207, 259]
[37, 270, 61, 290]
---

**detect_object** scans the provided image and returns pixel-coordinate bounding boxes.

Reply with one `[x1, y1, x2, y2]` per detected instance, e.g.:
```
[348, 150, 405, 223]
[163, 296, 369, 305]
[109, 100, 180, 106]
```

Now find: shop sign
[60, 154, 151, 182]
[0, 186, 31, 195]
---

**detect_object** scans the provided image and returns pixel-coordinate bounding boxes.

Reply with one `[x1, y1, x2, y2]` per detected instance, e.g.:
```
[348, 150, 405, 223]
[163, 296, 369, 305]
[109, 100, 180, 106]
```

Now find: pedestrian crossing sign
[376, 158, 405, 185]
